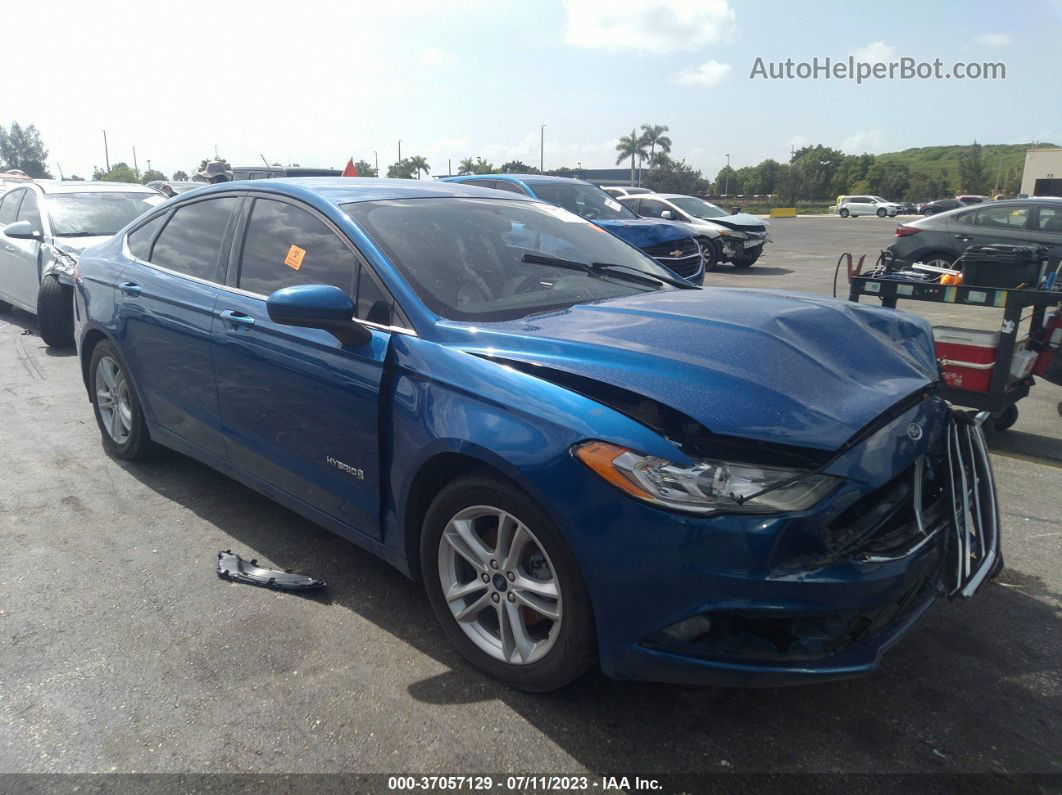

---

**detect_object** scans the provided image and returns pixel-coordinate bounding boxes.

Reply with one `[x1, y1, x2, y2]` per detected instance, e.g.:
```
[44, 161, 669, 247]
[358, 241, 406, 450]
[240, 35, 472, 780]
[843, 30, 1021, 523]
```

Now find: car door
[0, 189, 43, 310]
[1029, 204, 1062, 264]
[950, 204, 1032, 253]
[211, 195, 393, 539]
[117, 195, 239, 459]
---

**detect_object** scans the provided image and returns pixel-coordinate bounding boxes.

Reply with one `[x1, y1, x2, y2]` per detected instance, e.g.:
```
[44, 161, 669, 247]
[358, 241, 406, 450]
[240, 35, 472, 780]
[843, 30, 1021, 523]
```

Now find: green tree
[140, 168, 166, 184]
[457, 157, 476, 175]
[193, 157, 231, 182]
[172, 170, 189, 181]
[387, 158, 416, 179]
[714, 165, 739, 195]
[958, 142, 988, 194]
[830, 154, 875, 197]
[472, 157, 495, 175]
[639, 124, 671, 169]
[407, 155, 430, 179]
[615, 129, 648, 186]
[94, 162, 140, 183]
[644, 158, 709, 195]
[354, 160, 377, 177]
[789, 144, 846, 199]
[0, 122, 52, 178]
[501, 160, 533, 173]
[865, 160, 910, 199]
[67, 174, 85, 181]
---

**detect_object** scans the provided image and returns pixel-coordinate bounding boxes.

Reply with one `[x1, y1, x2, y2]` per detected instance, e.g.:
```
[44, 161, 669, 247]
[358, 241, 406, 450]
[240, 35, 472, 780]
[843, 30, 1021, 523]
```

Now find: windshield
[669, 196, 728, 219]
[526, 181, 639, 221]
[47, 192, 165, 236]
[343, 197, 676, 322]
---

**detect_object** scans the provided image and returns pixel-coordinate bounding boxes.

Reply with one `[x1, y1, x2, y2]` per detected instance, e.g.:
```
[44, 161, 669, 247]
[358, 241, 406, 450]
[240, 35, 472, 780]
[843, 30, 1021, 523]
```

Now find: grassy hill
[875, 142, 1055, 193]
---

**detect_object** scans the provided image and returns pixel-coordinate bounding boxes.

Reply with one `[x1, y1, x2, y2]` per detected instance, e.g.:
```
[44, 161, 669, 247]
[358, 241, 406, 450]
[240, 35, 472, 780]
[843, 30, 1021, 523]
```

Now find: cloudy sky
[6, 0, 1060, 180]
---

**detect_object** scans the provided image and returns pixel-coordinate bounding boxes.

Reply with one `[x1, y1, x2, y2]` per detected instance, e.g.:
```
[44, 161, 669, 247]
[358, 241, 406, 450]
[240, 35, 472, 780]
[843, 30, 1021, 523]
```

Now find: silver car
[0, 181, 165, 346]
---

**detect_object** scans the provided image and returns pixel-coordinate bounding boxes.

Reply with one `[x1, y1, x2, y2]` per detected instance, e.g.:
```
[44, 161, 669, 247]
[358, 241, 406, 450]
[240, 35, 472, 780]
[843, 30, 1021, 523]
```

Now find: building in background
[1020, 148, 1062, 197]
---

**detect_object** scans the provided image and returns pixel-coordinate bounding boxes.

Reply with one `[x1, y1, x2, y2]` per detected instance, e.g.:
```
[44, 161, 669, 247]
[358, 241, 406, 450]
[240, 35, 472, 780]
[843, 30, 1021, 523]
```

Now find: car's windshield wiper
[521, 253, 672, 288]
[591, 261, 698, 289]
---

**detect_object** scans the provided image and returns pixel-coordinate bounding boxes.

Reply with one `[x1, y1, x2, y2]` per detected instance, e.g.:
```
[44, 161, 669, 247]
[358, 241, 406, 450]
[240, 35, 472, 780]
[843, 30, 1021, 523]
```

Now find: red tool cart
[848, 278, 1062, 430]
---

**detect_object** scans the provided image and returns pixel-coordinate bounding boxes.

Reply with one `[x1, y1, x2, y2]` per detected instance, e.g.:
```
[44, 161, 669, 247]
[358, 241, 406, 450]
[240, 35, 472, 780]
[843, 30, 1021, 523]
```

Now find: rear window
[47, 192, 165, 236]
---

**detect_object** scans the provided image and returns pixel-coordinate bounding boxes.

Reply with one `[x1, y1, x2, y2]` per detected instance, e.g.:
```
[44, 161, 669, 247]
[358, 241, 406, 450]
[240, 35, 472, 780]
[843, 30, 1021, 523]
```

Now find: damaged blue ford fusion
[73, 178, 1000, 691]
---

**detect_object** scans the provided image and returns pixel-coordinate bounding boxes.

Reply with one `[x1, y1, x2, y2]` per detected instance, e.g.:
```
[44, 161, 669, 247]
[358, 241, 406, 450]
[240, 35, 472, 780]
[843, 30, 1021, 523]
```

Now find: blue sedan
[74, 178, 999, 690]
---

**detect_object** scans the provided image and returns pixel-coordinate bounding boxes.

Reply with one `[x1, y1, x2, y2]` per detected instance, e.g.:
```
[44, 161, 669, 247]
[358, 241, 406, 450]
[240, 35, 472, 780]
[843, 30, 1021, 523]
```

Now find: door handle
[118, 281, 142, 297]
[954, 234, 972, 241]
[218, 309, 255, 328]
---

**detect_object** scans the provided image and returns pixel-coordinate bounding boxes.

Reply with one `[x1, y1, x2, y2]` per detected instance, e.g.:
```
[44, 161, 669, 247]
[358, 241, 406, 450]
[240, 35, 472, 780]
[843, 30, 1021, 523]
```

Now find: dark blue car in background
[74, 178, 999, 691]
[442, 174, 707, 283]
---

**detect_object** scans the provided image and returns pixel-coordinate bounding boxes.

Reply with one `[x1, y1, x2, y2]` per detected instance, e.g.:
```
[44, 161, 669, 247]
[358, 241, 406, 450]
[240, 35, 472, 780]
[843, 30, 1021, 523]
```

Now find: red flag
[342, 158, 358, 177]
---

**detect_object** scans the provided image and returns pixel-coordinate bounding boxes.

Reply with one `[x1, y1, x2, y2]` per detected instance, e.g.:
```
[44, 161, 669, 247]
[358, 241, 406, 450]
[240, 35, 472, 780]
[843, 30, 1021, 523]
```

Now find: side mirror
[266, 284, 372, 347]
[660, 210, 674, 220]
[4, 220, 41, 240]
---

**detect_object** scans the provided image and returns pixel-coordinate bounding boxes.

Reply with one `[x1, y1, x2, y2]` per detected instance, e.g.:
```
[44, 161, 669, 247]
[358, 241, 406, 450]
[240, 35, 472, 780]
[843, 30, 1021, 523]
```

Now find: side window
[15, 191, 41, 229]
[237, 198, 358, 298]
[150, 197, 237, 281]
[1037, 207, 1062, 233]
[0, 189, 24, 224]
[965, 205, 1029, 228]
[463, 179, 497, 189]
[356, 267, 391, 325]
[638, 199, 667, 218]
[127, 214, 167, 260]
[492, 181, 527, 195]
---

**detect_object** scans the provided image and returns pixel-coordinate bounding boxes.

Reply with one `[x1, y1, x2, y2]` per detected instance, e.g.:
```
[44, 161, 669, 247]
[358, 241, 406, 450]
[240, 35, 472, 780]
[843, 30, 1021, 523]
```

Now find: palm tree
[640, 124, 671, 171]
[615, 129, 648, 187]
[407, 155, 430, 180]
[458, 157, 476, 175]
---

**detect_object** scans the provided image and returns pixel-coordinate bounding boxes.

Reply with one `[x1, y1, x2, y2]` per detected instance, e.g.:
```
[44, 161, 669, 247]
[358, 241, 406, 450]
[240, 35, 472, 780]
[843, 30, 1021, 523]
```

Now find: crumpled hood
[594, 218, 692, 249]
[53, 235, 112, 256]
[711, 212, 767, 231]
[460, 288, 938, 451]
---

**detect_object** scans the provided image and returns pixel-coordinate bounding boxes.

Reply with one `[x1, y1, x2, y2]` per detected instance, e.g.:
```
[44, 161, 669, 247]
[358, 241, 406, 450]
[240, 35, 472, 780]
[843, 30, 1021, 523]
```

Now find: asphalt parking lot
[1, 216, 1060, 780]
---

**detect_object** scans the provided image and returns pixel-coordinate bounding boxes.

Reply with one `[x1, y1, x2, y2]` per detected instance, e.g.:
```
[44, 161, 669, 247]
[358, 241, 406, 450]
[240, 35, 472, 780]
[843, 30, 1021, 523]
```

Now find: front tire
[697, 237, 722, 273]
[877, 207, 887, 218]
[421, 473, 596, 691]
[36, 276, 74, 348]
[839, 208, 850, 218]
[89, 341, 155, 460]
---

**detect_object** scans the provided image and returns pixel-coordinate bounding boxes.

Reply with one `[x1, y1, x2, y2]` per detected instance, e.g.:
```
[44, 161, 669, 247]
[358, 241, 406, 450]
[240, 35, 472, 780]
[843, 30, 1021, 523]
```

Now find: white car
[0, 181, 165, 346]
[618, 193, 770, 269]
[602, 186, 652, 198]
[836, 195, 900, 218]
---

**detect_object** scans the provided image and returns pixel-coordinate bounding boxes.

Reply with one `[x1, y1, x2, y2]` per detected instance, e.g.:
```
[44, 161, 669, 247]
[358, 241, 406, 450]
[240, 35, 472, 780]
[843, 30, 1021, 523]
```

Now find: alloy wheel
[95, 355, 132, 445]
[437, 505, 562, 665]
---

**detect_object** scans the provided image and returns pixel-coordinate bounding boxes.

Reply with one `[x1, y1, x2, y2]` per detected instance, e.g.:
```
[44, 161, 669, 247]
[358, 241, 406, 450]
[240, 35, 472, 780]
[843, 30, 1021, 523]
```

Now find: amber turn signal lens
[572, 441, 652, 500]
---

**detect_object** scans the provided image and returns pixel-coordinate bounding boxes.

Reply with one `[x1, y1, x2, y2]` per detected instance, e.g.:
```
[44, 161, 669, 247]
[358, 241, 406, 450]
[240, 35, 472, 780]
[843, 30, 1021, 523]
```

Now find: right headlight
[573, 440, 839, 515]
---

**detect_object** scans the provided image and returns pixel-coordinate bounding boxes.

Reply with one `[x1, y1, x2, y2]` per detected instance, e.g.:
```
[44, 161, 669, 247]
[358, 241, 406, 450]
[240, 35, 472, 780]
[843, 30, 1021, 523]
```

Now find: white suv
[836, 195, 900, 218]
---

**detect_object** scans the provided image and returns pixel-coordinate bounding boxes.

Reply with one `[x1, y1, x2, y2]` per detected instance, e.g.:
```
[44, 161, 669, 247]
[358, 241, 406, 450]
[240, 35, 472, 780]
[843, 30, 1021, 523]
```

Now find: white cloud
[674, 60, 732, 87]
[853, 41, 896, 64]
[973, 33, 1012, 47]
[841, 130, 885, 154]
[419, 47, 456, 65]
[563, 0, 735, 53]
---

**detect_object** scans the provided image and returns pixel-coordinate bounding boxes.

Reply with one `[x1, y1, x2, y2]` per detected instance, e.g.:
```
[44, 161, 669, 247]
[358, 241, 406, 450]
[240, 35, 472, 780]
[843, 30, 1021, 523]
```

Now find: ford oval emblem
[906, 423, 923, 441]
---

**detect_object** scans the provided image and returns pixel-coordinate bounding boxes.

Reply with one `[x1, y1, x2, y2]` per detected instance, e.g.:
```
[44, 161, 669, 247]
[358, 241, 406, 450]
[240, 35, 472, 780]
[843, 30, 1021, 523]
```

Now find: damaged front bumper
[565, 399, 1000, 686]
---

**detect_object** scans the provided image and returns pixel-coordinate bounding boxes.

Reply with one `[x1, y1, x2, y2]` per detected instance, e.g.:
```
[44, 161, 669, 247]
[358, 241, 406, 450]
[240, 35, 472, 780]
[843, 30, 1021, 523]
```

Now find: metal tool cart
[848, 275, 1062, 429]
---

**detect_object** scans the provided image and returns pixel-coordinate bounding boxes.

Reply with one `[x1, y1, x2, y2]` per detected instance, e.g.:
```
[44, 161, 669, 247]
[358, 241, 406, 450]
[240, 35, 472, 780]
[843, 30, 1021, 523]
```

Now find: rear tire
[89, 341, 156, 460]
[421, 472, 597, 691]
[36, 276, 74, 348]
[921, 251, 959, 270]
[839, 208, 850, 218]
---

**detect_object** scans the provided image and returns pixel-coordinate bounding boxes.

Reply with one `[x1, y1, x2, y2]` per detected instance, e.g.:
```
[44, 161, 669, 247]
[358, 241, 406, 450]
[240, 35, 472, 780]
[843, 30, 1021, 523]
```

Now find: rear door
[950, 204, 1032, 252]
[117, 195, 239, 459]
[1029, 204, 1062, 264]
[211, 195, 393, 539]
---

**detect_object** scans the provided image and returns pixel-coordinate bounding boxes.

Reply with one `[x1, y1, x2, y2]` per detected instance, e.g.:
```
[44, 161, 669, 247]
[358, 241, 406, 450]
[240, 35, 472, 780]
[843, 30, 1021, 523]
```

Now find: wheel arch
[79, 327, 112, 395]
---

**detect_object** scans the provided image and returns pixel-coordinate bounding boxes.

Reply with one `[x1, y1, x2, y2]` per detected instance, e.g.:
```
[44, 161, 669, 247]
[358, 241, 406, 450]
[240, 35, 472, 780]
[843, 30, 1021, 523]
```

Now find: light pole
[398, 140, 402, 163]
[373, 151, 378, 175]
[723, 153, 730, 196]
[101, 130, 110, 172]
[540, 124, 546, 173]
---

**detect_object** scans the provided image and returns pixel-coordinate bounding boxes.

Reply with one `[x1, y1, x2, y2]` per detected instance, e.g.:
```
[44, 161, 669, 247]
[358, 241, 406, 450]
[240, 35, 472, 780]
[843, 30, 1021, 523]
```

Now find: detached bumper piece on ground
[216, 550, 326, 591]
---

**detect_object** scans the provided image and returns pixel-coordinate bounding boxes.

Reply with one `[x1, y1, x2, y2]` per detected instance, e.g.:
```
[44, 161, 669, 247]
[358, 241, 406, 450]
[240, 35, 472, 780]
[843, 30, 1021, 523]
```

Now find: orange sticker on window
[284, 244, 306, 270]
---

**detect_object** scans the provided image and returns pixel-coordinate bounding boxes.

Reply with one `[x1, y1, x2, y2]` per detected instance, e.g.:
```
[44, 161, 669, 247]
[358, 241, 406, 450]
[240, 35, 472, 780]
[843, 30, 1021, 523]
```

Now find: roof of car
[446, 173, 588, 186]
[189, 177, 537, 204]
[29, 180, 159, 195]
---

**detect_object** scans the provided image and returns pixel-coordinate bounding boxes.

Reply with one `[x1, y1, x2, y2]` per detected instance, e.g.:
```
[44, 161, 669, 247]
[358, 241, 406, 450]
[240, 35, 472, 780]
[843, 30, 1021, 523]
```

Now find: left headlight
[573, 440, 839, 515]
